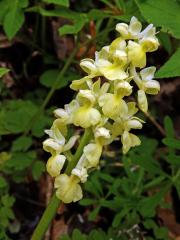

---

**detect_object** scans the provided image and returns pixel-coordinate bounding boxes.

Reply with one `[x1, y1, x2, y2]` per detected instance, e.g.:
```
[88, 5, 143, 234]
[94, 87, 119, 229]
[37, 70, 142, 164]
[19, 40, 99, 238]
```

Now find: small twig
[144, 111, 166, 137]
[44, 175, 54, 240]
[14, 194, 45, 207]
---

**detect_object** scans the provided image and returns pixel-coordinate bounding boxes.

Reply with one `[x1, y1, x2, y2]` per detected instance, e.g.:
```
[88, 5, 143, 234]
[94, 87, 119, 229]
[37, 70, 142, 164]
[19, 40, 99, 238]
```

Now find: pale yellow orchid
[121, 130, 141, 154]
[72, 166, 88, 183]
[72, 127, 111, 182]
[73, 90, 101, 128]
[46, 154, 66, 177]
[139, 24, 159, 52]
[55, 174, 82, 203]
[54, 100, 79, 125]
[98, 81, 132, 119]
[70, 76, 93, 91]
[127, 25, 159, 68]
[109, 37, 126, 53]
[43, 135, 79, 177]
[116, 16, 142, 39]
[42, 16, 160, 204]
[131, 66, 160, 112]
[43, 119, 79, 177]
[95, 46, 128, 81]
[111, 102, 143, 138]
[84, 127, 111, 167]
[72, 142, 102, 179]
[80, 58, 100, 78]
[91, 79, 110, 100]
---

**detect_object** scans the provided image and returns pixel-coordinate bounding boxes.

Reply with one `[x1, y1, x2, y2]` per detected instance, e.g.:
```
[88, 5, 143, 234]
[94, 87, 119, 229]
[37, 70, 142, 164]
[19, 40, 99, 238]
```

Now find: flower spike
[43, 16, 160, 203]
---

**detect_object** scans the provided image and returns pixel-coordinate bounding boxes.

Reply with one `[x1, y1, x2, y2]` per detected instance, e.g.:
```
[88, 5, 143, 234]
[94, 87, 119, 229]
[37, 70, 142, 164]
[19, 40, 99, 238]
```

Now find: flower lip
[77, 89, 96, 106]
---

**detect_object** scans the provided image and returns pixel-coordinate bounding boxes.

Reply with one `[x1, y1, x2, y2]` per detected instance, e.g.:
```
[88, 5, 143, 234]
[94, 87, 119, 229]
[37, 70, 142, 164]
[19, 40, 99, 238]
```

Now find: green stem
[31, 193, 59, 240]
[66, 128, 92, 174]
[31, 128, 92, 240]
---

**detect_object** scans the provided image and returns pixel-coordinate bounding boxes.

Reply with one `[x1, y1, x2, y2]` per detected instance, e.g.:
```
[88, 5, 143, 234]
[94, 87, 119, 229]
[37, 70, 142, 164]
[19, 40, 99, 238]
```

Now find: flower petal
[80, 58, 98, 76]
[129, 16, 142, 36]
[144, 80, 160, 95]
[77, 90, 96, 106]
[55, 174, 82, 203]
[72, 167, 88, 183]
[138, 90, 148, 112]
[121, 131, 141, 154]
[140, 37, 159, 52]
[115, 23, 129, 38]
[43, 138, 62, 155]
[127, 102, 138, 117]
[140, 67, 156, 81]
[99, 61, 128, 80]
[73, 107, 101, 128]
[99, 93, 128, 119]
[94, 127, 111, 145]
[63, 135, 79, 152]
[128, 41, 146, 68]
[126, 119, 143, 130]
[115, 81, 132, 97]
[46, 154, 66, 177]
[83, 143, 102, 168]
[109, 37, 126, 52]
[70, 76, 92, 91]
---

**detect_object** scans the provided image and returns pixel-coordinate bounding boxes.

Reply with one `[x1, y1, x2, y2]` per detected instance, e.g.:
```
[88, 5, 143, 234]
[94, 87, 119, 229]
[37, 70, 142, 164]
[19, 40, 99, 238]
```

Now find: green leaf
[88, 206, 100, 221]
[156, 48, 180, 78]
[28, 6, 88, 36]
[112, 208, 129, 227]
[99, 173, 114, 183]
[40, 69, 59, 88]
[174, 181, 180, 198]
[0, 68, 9, 78]
[59, 14, 87, 36]
[12, 136, 32, 152]
[114, 0, 126, 11]
[158, 32, 172, 54]
[0, 100, 38, 135]
[72, 229, 87, 240]
[163, 138, 180, 149]
[0, 1, 9, 23]
[3, 0, 26, 39]
[59, 235, 71, 240]
[91, 175, 103, 196]
[79, 198, 96, 206]
[88, 229, 107, 240]
[99, 0, 114, 8]
[1, 195, 15, 207]
[164, 116, 174, 138]
[0, 176, 7, 189]
[154, 227, 168, 240]
[32, 161, 45, 180]
[139, 189, 167, 217]
[84, 181, 101, 197]
[31, 112, 51, 137]
[0, 207, 14, 225]
[42, 0, 69, 7]
[40, 69, 80, 89]
[167, 154, 180, 165]
[87, 9, 111, 20]
[19, 0, 29, 8]
[144, 176, 165, 190]
[132, 154, 162, 174]
[135, 0, 180, 39]
[4, 151, 36, 171]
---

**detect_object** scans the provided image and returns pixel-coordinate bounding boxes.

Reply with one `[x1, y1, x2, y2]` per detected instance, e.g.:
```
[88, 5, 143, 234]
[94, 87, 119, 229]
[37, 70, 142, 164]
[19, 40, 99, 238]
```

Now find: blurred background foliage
[0, 0, 180, 239]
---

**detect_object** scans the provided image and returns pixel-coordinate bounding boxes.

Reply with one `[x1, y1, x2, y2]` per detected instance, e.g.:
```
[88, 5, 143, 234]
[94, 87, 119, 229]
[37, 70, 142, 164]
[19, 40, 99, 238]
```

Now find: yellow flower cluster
[43, 17, 160, 203]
